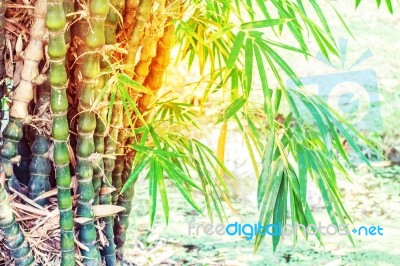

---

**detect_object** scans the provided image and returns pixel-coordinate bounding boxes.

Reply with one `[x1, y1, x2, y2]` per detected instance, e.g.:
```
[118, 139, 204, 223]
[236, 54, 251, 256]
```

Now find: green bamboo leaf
[304, 203, 324, 245]
[117, 73, 152, 94]
[156, 160, 169, 224]
[317, 177, 338, 226]
[226, 31, 245, 69]
[272, 173, 287, 252]
[149, 159, 158, 226]
[121, 155, 151, 194]
[149, 126, 161, 149]
[159, 157, 202, 191]
[309, 0, 336, 42]
[254, 45, 273, 121]
[162, 161, 202, 213]
[216, 97, 247, 123]
[255, 0, 269, 18]
[297, 145, 308, 204]
[244, 38, 253, 97]
[386, 0, 393, 13]
[255, 160, 284, 252]
[240, 19, 291, 30]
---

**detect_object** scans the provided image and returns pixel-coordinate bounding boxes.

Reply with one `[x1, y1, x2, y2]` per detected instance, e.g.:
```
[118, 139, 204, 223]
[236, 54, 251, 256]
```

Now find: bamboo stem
[46, 0, 75, 263]
[100, 98, 122, 264]
[28, 80, 52, 206]
[74, 0, 110, 263]
[0, 0, 5, 128]
[119, 0, 139, 41]
[139, 18, 175, 112]
[63, 0, 74, 43]
[133, 0, 166, 84]
[0, 0, 47, 193]
[94, 0, 124, 265]
[114, 1, 179, 259]
[0, 182, 34, 265]
[124, 0, 153, 77]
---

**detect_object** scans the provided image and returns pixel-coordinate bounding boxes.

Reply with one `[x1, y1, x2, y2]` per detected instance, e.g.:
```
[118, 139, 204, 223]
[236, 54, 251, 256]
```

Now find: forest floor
[123, 1, 400, 265]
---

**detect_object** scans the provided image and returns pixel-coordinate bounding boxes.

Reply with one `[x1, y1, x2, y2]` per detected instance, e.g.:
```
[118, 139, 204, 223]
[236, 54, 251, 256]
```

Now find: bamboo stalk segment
[119, 0, 139, 40]
[0, 0, 47, 191]
[74, 0, 110, 263]
[0, 0, 5, 129]
[124, 0, 153, 77]
[95, 0, 126, 264]
[133, 0, 166, 84]
[0, 183, 34, 265]
[100, 98, 122, 264]
[114, 1, 180, 260]
[46, 0, 75, 263]
[28, 80, 52, 206]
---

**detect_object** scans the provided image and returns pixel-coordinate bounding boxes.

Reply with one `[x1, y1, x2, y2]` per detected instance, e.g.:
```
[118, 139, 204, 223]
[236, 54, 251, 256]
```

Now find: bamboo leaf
[386, 0, 393, 13]
[244, 38, 253, 97]
[156, 161, 169, 224]
[240, 19, 291, 30]
[121, 155, 151, 194]
[217, 97, 247, 123]
[226, 31, 245, 69]
[216, 122, 228, 176]
[149, 159, 158, 226]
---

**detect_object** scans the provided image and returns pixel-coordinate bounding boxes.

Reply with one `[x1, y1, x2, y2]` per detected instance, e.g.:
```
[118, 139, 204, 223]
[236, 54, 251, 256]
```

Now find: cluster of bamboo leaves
[140, 0, 392, 251]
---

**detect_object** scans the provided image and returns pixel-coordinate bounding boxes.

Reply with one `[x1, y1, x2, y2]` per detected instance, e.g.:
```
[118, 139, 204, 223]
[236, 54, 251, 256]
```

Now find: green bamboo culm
[0, 181, 34, 265]
[92, 73, 106, 206]
[28, 80, 52, 206]
[46, 0, 75, 263]
[75, 0, 109, 263]
[63, 0, 74, 44]
[0, 118, 23, 191]
[28, 135, 51, 206]
[114, 133, 135, 261]
[93, 0, 125, 206]
[100, 99, 122, 264]
[96, 0, 125, 263]
[111, 129, 124, 205]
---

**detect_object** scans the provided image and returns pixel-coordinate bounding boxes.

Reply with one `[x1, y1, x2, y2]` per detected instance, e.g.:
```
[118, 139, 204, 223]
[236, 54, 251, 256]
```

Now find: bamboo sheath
[46, 0, 76, 263]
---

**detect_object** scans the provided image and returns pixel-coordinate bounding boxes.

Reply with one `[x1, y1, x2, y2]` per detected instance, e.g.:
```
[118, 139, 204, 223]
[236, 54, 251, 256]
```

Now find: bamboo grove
[0, 0, 181, 264]
[0, 0, 393, 264]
